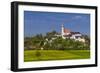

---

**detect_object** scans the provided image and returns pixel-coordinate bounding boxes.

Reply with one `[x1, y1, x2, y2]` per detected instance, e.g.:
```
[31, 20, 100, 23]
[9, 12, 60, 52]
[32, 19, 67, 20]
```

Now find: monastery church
[59, 24, 85, 42]
[41, 24, 86, 50]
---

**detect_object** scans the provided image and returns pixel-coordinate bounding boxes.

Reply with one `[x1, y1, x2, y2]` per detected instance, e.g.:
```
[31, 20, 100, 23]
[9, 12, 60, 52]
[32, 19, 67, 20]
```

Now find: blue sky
[24, 11, 90, 37]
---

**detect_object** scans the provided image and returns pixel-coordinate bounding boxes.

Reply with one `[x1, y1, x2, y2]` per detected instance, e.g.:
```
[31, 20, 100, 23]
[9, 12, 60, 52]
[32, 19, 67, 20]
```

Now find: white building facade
[61, 24, 85, 42]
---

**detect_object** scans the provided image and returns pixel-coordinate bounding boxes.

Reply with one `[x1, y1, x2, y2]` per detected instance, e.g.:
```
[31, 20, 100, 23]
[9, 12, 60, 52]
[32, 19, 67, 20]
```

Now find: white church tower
[61, 24, 65, 39]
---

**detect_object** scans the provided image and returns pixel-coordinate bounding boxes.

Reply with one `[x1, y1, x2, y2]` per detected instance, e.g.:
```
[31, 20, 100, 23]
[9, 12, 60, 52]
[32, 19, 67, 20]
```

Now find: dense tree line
[24, 31, 90, 50]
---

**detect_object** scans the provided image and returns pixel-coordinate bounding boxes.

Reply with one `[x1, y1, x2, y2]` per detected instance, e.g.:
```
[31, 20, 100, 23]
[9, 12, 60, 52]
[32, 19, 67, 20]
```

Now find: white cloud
[73, 16, 82, 19]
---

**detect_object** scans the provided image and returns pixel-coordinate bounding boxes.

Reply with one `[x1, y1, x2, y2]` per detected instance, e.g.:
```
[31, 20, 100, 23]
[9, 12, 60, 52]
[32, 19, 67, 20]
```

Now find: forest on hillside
[24, 31, 90, 50]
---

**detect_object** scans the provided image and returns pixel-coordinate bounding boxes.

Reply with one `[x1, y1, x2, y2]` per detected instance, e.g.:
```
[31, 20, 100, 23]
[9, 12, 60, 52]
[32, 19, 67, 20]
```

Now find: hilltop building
[60, 24, 85, 42]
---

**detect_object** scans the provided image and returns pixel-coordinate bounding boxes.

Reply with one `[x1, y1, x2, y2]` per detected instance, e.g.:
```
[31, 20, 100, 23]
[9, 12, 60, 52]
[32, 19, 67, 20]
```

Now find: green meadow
[24, 50, 90, 62]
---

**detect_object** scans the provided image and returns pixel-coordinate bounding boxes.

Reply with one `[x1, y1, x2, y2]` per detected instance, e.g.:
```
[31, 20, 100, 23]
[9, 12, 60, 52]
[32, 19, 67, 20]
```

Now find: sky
[24, 11, 90, 37]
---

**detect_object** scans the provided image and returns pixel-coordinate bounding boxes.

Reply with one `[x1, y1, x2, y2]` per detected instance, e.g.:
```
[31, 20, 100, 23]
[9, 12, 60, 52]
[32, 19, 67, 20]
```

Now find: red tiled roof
[64, 28, 71, 33]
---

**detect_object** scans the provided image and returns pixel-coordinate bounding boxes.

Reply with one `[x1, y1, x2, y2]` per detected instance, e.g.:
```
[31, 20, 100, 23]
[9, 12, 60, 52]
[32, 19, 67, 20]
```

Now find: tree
[83, 35, 90, 45]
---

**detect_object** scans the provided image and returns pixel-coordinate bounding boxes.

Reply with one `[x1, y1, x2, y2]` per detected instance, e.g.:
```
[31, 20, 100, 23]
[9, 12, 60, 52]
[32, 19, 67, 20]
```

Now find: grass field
[24, 50, 90, 62]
